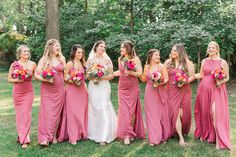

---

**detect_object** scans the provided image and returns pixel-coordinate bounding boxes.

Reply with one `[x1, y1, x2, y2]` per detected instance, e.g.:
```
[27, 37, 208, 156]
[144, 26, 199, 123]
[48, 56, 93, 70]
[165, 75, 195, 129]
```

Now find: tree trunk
[130, 0, 134, 34]
[17, 1, 24, 33]
[45, 0, 60, 41]
[84, 0, 88, 13]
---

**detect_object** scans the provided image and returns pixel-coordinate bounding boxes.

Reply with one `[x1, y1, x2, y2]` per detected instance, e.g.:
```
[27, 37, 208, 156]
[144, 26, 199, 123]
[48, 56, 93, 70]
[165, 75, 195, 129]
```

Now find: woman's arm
[7, 63, 22, 83]
[126, 57, 142, 77]
[139, 64, 148, 82]
[161, 64, 169, 84]
[195, 59, 205, 79]
[64, 62, 74, 83]
[187, 60, 195, 83]
[217, 59, 229, 85]
[34, 58, 53, 83]
[102, 59, 114, 81]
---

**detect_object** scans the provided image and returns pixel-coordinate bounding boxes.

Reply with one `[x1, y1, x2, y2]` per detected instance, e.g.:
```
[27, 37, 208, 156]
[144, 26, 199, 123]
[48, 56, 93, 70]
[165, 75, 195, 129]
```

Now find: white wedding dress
[87, 58, 117, 143]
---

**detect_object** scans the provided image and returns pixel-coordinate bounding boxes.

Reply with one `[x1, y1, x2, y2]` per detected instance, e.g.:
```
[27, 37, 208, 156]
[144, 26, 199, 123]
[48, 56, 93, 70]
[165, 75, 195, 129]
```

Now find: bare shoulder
[187, 60, 194, 66]
[221, 59, 228, 67]
[66, 61, 73, 66]
[133, 56, 141, 62]
[144, 64, 149, 70]
[164, 59, 171, 65]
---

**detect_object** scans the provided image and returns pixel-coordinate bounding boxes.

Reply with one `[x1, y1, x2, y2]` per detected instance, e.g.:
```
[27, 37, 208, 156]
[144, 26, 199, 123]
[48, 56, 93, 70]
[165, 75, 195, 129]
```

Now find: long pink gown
[167, 68, 192, 137]
[12, 61, 34, 144]
[117, 63, 145, 139]
[144, 70, 171, 144]
[57, 67, 88, 143]
[38, 63, 65, 144]
[194, 59, 231, 150]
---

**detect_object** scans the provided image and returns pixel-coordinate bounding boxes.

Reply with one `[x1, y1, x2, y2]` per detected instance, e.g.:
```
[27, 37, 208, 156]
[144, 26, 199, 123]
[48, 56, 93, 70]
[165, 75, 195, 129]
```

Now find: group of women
[8, 39, 231, 150]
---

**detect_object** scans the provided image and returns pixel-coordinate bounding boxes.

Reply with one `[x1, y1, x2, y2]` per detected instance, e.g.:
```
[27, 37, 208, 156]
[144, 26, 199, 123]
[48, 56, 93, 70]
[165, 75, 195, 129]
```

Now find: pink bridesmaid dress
[144, 70, 171, 144]
[194, 59, 230, 150]
[57, 67, 88, 143]
[117, 63, 145, 139]
[38, 63, 65, 144]
[167, 68, 192, 137]
[12, 61, 34, 144]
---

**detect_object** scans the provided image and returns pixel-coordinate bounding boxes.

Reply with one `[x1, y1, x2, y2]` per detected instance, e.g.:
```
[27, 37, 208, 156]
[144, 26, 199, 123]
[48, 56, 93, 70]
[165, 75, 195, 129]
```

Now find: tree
[45, 0, 59, 40]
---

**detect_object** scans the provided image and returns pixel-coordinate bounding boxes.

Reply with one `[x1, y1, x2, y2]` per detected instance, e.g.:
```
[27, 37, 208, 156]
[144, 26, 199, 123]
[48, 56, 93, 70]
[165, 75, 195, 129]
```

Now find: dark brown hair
[70, 44, 86, 66]
[170, 44, 189, 72]
[146, 49, 160, 65]
[121, 40, 136, 59]
[93, 40, 105, 53]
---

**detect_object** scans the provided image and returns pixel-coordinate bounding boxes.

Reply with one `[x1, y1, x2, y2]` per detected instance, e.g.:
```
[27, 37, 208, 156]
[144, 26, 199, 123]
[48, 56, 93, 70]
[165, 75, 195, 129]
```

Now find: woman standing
[194, 41, 230, 150]
[35, 39, 66, 146]
[116, 40, 145, 145]
[140, 49, 171, 146]
[87, 40, 117, 145]
[8, 45, 36, 148]
[164, 44, 195, 146]
[58, 44, 88, 145]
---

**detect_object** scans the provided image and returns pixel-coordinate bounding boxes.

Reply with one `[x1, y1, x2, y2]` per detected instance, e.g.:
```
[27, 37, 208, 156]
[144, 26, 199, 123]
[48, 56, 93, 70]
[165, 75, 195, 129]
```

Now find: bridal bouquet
[42, 67, 56, 79]
[87, 63, 105, 85]
[151, 71, 163, 88]
[211, 69, 226, 86]
[69, 71, 84, 86]
[174, 72, 189, 87]
[12, 68, 29, 81]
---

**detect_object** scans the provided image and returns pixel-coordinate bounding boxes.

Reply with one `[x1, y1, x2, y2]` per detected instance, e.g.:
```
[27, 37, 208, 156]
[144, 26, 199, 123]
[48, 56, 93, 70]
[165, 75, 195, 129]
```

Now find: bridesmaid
[35, 39, 66, 146]
[140, 49, 171, 146]
[164, 44, 195, 146]
[116, 40, 145, 145]
[58, 44, 88, 145]
[8, 45, 36, 148]
[194, 41, 230, 150]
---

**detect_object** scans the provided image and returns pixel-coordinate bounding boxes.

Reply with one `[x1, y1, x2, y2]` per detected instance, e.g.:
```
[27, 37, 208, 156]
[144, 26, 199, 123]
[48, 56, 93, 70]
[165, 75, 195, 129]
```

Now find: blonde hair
[41, 39, 64, 69]
[207, 41, 220, 57]
[16, 45, 30, 60]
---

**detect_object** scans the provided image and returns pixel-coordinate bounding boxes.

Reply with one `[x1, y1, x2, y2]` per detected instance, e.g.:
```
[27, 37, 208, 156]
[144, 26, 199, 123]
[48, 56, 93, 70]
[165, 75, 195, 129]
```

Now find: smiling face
[75, 48, 83, 60]
[207, 43, 219, 57]
[52, 42, 61, 56]
[120, 43, 127, 56]
[170, 46, 179, 59]
[96, 43, 105, 56]
[151, 51, 160, 63]
[20, 47, 30, 60]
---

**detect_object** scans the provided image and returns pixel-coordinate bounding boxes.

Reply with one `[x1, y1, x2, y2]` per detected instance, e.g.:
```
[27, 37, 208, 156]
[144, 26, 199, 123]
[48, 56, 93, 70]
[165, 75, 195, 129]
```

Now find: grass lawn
[0, 71, 235, 157]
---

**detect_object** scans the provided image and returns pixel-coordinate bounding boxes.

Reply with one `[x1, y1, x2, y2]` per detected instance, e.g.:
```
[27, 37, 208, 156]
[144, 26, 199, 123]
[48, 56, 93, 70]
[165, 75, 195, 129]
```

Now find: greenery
[0, 0, 236, 74]
[0, 72, 235, 157]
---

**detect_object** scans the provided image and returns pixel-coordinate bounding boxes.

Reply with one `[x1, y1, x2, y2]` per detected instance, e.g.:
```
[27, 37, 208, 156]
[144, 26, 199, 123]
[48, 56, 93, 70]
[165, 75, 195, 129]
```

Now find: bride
[86, 40, 117, 145]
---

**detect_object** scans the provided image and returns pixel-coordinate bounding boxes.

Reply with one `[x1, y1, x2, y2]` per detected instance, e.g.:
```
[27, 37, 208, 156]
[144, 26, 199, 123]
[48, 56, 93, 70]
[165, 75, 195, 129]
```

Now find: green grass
[0, 71, 235, 157]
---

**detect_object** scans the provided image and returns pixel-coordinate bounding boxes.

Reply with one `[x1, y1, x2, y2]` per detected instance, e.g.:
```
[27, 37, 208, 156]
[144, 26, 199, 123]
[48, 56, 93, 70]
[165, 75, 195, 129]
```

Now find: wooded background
[0, 0, 235, 75]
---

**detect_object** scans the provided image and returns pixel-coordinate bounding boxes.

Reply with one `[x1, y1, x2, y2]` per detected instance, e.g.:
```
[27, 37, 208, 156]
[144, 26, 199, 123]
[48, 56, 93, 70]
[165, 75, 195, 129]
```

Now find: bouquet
[122, 58, 136, 71]
[151, 71, 163, 88]
[174, 72, 189, 87]
[69, 71, 84, 86]
[12, 68, 29, 81]
[211, 69, 226, 86]
[42, 68, 56, 79]
[87, 63, 105, 84]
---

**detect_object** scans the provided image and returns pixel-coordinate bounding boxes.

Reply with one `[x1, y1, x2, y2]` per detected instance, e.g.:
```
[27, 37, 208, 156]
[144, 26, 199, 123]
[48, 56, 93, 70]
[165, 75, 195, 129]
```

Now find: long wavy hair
[146, 49, 160, 65]
[70, 44, 86, 67]
[41, 39, 64, 69]
[169, 44, 189, 72]
[121, 40, 136, 60]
